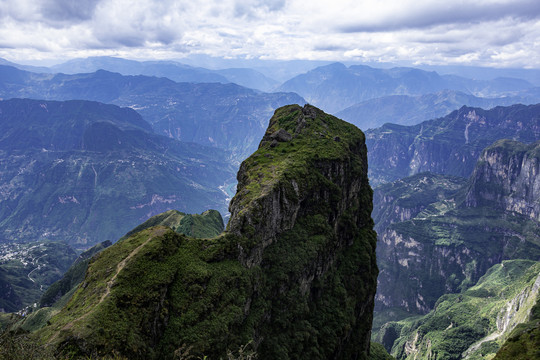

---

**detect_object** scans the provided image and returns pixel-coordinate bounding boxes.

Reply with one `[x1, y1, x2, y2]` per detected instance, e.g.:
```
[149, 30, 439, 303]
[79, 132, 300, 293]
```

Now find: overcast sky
[0, 0, 539, 68]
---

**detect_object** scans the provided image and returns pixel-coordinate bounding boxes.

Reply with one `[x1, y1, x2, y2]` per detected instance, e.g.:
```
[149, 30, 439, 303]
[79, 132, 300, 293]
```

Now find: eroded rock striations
[465, 139, 540, 221]
[375, 140, 540, 315]
[366, 103, 540, 186]
[376, 260, 540, 360]
[37, 104, 378, 360]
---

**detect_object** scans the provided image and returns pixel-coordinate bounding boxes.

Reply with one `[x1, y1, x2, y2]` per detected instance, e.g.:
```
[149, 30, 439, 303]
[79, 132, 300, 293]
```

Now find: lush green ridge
[39, 242, 112, 308]
[369, 342, 395, 360]
[26, 104, 378, 359]
[375, 260, 540, 360]
[4, 209, 224, 335]
[119, 209, 224, 241]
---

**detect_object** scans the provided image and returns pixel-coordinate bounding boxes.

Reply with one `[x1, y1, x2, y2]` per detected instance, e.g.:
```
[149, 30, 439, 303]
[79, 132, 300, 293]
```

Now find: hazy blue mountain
[176, 54, 333, 82]
[336, 90, 538, 130]
[417, 64, 540, 86]
[214, 67, 279, 91]
[0, 98, 233, 248]
[50, 56, 229, 82]
[278, 62, 538, 113]
[366, 103, 540, 186]
[0, 65, 305, 161]
[0, 58, 51, 74]
[48, 56, 278, 91]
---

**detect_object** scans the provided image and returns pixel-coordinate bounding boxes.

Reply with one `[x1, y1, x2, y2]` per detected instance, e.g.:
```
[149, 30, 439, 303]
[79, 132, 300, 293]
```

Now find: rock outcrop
[465, 139, 540, 221]
[37, 104, 378, 360]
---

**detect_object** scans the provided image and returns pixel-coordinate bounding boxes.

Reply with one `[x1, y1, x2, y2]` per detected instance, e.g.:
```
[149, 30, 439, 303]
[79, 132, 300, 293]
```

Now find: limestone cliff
[36, 104, 378, 360]
[465, 139, 540, 221]
[374, 140, 540, 315]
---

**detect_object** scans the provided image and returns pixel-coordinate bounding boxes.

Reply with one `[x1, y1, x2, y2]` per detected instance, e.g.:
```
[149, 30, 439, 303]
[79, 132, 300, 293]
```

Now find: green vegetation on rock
[119, 209, 224, 241]
[377, 260, 540, 360]
[369, 342, 395, 360]
[494, 295, 540, 360]
[21, 104, 378, 360]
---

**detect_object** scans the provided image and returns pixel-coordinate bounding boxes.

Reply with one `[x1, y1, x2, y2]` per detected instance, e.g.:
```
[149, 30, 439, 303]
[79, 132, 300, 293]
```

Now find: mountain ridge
[366, 103, 540, 186]
[278, 62, 538, 113]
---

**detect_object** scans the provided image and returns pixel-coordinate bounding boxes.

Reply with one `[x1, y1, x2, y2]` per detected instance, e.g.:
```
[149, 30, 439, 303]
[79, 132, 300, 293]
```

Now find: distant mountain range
[336, 89, 540, 130]
[366, 103, 540, 186]
[0, 65, 305, 162]
[278, 62, 540, 114]
[0, 98, 233, 248]
[0, 56, 279, 92]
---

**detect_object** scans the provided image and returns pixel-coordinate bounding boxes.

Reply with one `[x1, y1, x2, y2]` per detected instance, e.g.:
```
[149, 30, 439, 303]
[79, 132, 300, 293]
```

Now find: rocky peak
[228, 104, 372, 268]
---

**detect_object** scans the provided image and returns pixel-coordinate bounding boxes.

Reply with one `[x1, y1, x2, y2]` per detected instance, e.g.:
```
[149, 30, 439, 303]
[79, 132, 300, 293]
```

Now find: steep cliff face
[374, 140, 540, 315]
[465, 140, 540, 221]
[372, 172, 467, 234]
[37, 104, 378, 360]
[494, 280, 540, 360]
[366, 103, 540, 186]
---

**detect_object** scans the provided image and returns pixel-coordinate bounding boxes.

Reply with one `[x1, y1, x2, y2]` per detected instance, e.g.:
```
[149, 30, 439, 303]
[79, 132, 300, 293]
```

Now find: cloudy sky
[0, 0, 539, 68]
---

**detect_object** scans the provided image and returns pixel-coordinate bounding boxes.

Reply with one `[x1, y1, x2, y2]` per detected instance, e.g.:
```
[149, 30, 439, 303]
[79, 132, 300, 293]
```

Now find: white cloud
[0, 0, 538, 68]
